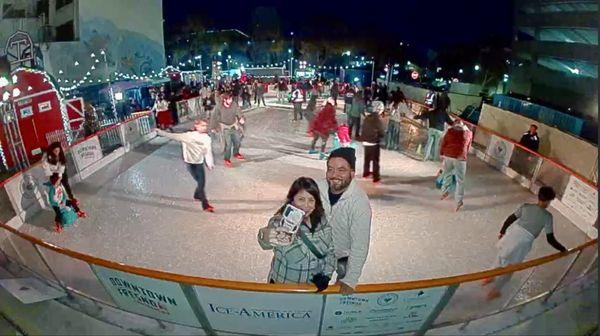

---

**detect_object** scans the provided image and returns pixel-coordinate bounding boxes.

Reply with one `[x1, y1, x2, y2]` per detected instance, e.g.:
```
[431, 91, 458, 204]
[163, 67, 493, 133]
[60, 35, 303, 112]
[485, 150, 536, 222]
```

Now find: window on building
[539, 28, 598, 45]
[55, 21, 75, 42]
[517, 27, 536, 41]
[520, 1, 598, 13]
[537, 56, 598, 78]
[2, 4, 26, 18]
[56, 0, 74, 10]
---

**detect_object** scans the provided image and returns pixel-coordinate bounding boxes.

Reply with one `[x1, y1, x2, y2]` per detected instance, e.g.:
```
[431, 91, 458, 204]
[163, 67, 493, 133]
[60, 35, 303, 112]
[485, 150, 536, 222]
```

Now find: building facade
[510, 0, 598, 123]
[0, 0, 165, 85]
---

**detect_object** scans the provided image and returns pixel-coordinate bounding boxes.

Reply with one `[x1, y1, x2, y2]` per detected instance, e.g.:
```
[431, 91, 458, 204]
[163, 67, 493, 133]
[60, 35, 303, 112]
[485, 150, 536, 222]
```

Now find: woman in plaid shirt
[258, 177, 336, 291]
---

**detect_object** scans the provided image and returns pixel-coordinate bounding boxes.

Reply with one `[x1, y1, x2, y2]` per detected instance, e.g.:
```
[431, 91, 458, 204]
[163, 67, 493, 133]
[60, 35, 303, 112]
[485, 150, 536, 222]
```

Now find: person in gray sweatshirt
[210, 92, 245, 167]
[316, 147, 372, 294]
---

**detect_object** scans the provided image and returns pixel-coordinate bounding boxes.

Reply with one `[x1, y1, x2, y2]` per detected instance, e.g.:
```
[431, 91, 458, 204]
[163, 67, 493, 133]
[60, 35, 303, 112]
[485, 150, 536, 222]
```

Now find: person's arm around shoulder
[338, 195, 372, 293]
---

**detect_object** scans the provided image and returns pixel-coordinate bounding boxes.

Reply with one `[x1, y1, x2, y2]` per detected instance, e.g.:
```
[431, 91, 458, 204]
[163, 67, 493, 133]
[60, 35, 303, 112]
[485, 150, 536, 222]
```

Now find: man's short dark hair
[531, 124, 538, 130]
[538, 186, 556, 202]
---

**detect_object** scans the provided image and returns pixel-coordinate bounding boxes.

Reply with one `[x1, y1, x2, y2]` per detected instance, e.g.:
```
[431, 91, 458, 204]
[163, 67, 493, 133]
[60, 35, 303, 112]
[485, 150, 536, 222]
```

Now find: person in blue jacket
[46, 173, 86, 232]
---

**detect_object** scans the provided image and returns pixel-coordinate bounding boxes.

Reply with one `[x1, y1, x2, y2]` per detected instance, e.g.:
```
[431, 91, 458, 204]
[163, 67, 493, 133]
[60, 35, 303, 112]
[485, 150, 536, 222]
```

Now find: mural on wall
[47, 17, 165, 81]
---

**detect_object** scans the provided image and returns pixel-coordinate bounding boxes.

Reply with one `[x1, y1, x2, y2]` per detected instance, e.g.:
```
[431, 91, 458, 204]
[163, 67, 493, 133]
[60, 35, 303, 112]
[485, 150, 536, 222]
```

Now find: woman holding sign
[258, 177, 335, 291]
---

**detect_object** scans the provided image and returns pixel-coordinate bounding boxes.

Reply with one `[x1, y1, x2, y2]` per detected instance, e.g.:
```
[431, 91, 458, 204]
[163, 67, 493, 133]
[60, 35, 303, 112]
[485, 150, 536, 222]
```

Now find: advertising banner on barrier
[91, 265, 201, 327]
[486, 134, 514, 167]
[194, 286, 322, 335]
[122, 120, 141, 146]
[71, 136, 103, 171]
[321, 287, 448, 335]
[562, 175, 598, 226]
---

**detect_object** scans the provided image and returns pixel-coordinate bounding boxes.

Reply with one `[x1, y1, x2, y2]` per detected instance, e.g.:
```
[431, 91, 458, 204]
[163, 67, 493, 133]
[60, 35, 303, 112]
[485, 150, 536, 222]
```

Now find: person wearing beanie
[316, 147, 372, 294]
[308, 99, 338, 159]
[359, 100, 386, 183]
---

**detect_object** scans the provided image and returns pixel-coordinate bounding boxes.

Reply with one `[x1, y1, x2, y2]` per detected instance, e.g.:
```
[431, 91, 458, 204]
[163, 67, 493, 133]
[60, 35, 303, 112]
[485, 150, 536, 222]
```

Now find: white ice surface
[21, 107, 590, 284]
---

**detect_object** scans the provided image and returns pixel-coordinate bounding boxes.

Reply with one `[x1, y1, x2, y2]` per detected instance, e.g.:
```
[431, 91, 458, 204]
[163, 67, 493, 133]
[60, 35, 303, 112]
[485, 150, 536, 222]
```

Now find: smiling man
[317, 147, 372, 294]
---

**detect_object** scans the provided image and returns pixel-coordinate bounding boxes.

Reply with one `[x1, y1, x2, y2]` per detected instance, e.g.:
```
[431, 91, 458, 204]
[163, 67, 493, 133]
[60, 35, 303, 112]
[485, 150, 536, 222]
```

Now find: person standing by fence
[413, 93, 454, 162]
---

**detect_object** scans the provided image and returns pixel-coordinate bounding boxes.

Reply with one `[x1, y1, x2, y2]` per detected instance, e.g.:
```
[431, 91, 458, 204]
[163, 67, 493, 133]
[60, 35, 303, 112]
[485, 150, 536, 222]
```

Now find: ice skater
[360, 101, 386, 184]
[308, 98, 338, 160]
[439, 120, 472, 211]
[483, 186, 567, 300]
[46, 173, 86, 233]
[210, 92, 245, 168]
[156, 119, 215, 212]
[43, 142, 79, 205]
[291, 84, 304, 121]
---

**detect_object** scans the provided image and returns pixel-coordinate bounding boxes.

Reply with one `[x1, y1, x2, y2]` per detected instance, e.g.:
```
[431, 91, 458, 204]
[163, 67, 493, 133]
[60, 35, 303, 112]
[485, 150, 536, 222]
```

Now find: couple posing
[258, 147, 372, 294]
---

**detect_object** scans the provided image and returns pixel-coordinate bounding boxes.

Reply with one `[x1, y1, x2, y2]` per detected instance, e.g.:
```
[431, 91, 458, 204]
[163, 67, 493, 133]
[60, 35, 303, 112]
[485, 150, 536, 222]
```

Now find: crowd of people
[51, 72, 566, 301]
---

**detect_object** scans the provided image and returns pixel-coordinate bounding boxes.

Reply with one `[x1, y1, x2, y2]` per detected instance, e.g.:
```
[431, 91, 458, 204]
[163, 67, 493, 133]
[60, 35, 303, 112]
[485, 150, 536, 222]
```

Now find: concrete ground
[19, 107, 591, 288]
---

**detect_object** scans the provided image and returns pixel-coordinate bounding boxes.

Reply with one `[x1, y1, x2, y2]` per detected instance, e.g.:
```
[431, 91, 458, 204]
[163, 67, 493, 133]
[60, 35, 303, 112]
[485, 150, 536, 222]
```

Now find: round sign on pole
[411, 71, 419, 80]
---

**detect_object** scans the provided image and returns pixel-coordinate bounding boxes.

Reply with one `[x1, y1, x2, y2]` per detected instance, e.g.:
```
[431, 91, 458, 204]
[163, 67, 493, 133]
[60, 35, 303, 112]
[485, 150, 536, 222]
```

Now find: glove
[311, 273, 330, 292]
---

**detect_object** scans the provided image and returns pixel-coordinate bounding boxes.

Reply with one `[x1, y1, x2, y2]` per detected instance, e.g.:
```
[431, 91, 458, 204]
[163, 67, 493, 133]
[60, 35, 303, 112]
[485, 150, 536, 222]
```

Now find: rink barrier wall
[0, 112, 157, 230]
[400, 98, 597, 238]
[0, 103, 597, 335]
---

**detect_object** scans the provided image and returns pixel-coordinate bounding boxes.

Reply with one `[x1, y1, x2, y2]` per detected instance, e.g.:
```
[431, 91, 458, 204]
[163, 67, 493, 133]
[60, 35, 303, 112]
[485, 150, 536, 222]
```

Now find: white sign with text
[71, 136, 103, 170]
[321, 287, 449, 335]
[91, 265, 201, 327]
[194, 286, 322, 335]
[562, 175, 598, 226]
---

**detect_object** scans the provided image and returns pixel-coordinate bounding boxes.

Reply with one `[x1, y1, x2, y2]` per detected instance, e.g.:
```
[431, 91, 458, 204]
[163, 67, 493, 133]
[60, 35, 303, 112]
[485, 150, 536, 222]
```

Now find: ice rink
[21, 107, 590, 285]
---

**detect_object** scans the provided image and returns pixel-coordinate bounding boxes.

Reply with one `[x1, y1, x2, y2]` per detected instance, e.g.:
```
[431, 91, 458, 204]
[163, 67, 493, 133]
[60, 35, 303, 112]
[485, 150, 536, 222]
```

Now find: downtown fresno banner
[91, 265, 450, 334]
[91, 265, 201, 327]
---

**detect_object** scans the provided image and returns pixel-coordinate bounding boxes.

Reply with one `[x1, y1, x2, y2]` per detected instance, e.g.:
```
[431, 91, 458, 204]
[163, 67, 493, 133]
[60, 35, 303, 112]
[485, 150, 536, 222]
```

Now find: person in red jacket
[439, 120, 473, 211]
[308, 98, 338, 160]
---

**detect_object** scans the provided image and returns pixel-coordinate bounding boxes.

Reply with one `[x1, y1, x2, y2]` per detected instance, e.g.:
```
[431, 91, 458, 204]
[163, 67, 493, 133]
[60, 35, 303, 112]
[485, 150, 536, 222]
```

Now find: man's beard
[328, 177, 351, 193]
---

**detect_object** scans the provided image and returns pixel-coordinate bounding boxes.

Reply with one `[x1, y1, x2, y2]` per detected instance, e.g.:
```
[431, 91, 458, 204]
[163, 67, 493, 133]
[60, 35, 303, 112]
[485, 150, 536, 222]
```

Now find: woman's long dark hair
[46, 142, 66, 165]
[276, 177, 325, 233]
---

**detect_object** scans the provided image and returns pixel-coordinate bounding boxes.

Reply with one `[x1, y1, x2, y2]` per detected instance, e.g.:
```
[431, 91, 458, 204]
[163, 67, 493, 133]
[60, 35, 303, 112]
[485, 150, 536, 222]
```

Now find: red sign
[411, 71, 419, 80]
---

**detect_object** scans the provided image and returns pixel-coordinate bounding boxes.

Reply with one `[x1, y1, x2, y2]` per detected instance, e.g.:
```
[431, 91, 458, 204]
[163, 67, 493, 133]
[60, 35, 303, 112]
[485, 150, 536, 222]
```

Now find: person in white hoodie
[42, 142, 76, 202]
[156, 119, 216, 212]
[291, 84, 304, 122]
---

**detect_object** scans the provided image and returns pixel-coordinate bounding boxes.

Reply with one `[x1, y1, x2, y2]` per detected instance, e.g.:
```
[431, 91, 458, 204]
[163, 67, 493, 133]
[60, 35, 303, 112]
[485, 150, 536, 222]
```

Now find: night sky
[163, 0, 513, 49]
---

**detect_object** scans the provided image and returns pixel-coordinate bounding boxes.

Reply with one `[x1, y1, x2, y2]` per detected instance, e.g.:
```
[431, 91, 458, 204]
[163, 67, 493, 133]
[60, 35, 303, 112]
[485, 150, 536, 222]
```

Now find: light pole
[99, 50, 117, 118]
[195, 55, 202, 78]
[370, 57, 375, 84]
[288, 49, 293, 79]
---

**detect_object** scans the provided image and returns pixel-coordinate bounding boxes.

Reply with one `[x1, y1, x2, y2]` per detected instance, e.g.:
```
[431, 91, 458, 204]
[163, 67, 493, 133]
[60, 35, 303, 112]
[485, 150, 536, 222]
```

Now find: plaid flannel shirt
[258, 216, 336, 284]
